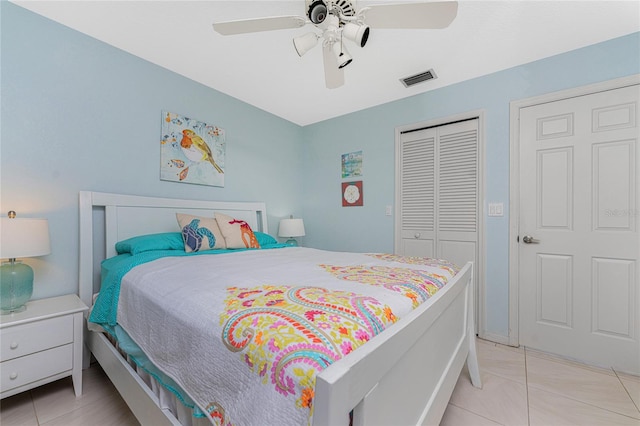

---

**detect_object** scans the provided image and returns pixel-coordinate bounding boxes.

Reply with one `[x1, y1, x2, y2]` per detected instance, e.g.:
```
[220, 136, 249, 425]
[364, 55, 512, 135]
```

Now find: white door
[519, 84, 640, 373]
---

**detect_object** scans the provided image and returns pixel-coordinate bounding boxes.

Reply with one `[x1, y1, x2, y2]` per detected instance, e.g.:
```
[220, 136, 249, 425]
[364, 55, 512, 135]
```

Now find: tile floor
[441, 339, 639, 426]
[1, 338, 638, 425]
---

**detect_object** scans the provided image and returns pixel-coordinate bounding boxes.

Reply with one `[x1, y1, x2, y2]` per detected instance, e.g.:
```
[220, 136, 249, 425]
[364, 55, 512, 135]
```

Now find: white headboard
[78, 191, 268, 307]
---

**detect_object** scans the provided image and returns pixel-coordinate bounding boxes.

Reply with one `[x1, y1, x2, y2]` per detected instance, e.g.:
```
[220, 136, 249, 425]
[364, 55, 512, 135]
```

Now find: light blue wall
[301, 32, 640, 337]
[1, 2, 304, 299]
[2, 2, 638, 340]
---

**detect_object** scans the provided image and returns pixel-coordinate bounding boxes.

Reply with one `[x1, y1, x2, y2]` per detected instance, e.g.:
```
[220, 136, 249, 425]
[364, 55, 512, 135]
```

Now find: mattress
[90, 246, 459, 425]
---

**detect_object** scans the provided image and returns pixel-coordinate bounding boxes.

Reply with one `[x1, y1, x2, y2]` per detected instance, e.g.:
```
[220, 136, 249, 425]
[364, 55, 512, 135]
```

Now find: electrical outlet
[385, 205, 393, 216]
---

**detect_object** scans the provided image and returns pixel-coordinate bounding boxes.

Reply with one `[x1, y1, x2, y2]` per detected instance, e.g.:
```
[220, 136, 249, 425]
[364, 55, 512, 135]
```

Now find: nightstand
[0, 294, 88, 399]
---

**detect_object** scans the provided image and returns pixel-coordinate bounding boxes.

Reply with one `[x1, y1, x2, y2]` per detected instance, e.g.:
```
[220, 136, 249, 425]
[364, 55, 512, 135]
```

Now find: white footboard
[87, 263, 480, 426]
[313, 262, 480, 426]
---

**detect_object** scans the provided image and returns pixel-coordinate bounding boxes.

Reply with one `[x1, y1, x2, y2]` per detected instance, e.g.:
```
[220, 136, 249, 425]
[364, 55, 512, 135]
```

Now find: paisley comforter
[92, 247, 459, 426]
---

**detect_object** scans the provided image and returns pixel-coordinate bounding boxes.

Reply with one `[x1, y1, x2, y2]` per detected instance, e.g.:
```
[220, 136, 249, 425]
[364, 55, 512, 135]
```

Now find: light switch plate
[488, 203, 504, 217]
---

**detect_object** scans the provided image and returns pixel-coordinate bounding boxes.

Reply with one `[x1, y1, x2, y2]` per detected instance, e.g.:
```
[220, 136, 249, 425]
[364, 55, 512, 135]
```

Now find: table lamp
[278, 217, 305, 247]
[0, 211, 51, 314]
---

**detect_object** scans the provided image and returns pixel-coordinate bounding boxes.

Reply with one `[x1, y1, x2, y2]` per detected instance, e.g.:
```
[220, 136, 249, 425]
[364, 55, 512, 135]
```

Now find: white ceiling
[11, 1, 640, 126]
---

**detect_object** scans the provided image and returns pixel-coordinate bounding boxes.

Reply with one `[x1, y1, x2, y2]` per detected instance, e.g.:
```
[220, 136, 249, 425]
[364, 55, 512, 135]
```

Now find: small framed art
[342, 181, 363, 207]
[160, 111, 225, 187]
[341, 150, 363, 179]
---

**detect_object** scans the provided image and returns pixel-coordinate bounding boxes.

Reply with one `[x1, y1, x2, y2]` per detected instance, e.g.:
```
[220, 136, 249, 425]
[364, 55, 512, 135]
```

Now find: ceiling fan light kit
[293, 32, 320, 57]
[342, 22, 369, 48]
[212, 1, 458, 89]
[332, 41, 352, 69]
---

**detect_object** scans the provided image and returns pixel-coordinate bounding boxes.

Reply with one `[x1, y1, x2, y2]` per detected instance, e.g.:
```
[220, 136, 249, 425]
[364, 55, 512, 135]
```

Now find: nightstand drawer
[1, 344, 73, 393]
[0, 315, 73, 361]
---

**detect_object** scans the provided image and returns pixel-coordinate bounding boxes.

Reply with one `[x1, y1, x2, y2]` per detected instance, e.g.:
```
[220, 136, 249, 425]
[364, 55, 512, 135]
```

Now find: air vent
[400, 69, 437, 88]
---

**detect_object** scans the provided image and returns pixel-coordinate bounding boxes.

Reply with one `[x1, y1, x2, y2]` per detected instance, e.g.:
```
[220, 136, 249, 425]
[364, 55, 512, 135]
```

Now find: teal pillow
[115, 232, 185, 255]
[254, 231, 277, 247]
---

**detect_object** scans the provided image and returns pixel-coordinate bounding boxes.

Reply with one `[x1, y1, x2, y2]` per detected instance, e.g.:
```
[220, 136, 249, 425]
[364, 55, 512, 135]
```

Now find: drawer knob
[414, 233, 421, 239]
[9, 342, 18, 350]
[9, 372, 18, 380]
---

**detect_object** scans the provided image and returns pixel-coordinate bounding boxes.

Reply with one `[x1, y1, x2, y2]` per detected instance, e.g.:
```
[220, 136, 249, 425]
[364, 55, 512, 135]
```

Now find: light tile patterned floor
[1, 339, 638, 425]
[441, 339, 640, 426]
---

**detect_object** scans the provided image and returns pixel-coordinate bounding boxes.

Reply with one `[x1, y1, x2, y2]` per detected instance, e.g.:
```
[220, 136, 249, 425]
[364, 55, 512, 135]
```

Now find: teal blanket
[89, 244, 287, 327]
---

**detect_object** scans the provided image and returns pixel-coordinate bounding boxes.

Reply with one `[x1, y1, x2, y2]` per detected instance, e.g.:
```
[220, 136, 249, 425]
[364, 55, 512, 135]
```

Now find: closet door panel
[437, 121, 478, 234]
[402, 238, 435, 257]
[437, 120, 478, 275]
[438, 238, 476, 271]
[399, 129, 436, 252]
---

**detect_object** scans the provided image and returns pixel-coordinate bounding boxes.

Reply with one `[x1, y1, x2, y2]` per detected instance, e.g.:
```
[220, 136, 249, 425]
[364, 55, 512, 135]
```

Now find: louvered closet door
[437, 120, 479, 270]
[398, 128, 436, 256]
[397, 119, 479, 270]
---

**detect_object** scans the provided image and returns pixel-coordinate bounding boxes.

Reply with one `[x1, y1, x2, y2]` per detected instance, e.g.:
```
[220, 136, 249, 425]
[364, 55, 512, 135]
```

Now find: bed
[78, 191, 481, 426]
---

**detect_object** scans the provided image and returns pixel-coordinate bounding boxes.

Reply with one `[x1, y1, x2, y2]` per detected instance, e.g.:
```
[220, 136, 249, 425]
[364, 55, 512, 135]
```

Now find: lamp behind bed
[278, 216, 305, 246]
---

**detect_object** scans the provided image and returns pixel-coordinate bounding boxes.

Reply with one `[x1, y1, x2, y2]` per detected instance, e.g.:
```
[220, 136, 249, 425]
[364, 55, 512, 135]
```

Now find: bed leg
[465, 264, 482, 389]
[83, 342, 92, 369]
[466, 333, 482, 388]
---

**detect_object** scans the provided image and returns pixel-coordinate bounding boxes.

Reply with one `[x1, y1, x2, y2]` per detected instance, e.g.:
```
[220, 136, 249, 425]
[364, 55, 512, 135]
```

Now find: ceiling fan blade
[362, 1, 458, 29]
[323, 43, 345, 89]
[213, 16, 306, 36]
[322, 44, 344, 89]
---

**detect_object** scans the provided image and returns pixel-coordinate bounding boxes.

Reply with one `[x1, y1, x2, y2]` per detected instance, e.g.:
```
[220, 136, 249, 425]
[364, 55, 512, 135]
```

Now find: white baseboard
[478, 331, 512, 347]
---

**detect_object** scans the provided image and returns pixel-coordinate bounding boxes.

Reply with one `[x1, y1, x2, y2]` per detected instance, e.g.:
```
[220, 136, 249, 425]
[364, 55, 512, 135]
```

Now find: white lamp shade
[0, 218, 51, 259]
[332, 42, 352, 69]
[343, 22, 370, 48]
[278, 218, 306, 238]
[293, 32, 319, 57]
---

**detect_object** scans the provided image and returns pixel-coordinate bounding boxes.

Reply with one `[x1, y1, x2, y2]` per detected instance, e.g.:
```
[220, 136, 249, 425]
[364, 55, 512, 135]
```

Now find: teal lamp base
[284, 238, 299, 247]
[0, 260, 34, 315]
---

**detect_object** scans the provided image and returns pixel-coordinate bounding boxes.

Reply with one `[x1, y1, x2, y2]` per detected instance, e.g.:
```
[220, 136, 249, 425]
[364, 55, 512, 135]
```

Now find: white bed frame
[78, 191, 481, 426]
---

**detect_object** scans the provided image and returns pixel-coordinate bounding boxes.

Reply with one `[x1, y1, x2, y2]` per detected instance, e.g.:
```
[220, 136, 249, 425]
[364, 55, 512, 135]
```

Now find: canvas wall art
[160, 111, 225, 187]
[342, 181, 363, 207]
[341, 150, 363, 179]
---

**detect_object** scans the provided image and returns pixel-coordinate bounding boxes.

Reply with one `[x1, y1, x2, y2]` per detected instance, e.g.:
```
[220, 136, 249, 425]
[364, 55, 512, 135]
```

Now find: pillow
[115, 232, 185, 255]
[254, 231, 277, 247]
[214, 212, 261, 249]
[176, 213, 226, 252]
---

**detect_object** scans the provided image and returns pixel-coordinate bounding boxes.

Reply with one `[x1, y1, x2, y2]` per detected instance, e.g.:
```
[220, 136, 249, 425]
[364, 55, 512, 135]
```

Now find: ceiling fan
[212, 1, 458, 89]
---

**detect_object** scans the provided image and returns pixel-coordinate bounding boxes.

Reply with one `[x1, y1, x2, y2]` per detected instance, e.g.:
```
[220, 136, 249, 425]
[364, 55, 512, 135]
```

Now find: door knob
[522, 235, 539, 244]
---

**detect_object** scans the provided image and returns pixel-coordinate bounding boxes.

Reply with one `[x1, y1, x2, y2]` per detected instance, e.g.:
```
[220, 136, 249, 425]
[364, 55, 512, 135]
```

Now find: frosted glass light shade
[0, 218, 50, 314]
